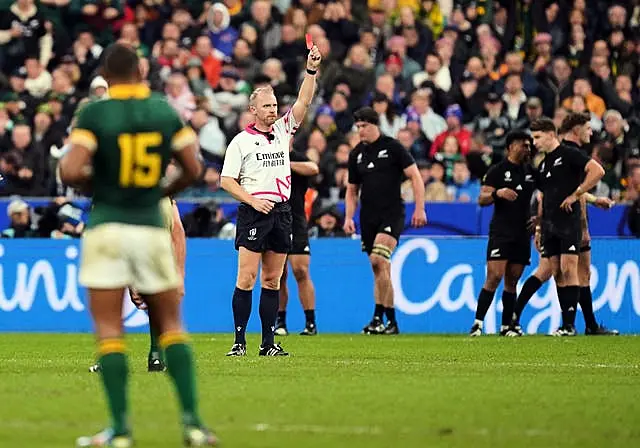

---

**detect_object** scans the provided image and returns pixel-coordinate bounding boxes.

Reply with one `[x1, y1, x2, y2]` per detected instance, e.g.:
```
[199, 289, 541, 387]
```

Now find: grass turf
[0, 334, 639, 448]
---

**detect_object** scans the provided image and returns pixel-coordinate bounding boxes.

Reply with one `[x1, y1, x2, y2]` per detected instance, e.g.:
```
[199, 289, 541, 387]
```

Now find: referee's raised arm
[289, 43, 322, 125]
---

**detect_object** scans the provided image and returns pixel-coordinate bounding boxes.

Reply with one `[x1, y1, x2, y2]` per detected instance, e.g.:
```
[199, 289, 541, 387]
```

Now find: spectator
[372, 92, 403, 138]
[0, 123, 46, 196]
[308, 205, 346, 238]
[430, 104, 472, 157]
[405, 87, 446, 142]
[165, 72, 196, 123]
[425, 160, 450, 201]
[0, 0, 53, 73]
[471, 92, 510, 155]
[207, 3, 238, 60]
[181, 201, 236, 238]
[23, 57, 51, 99]
[1, 197, 36, 237]
[449, 159, 480, 203]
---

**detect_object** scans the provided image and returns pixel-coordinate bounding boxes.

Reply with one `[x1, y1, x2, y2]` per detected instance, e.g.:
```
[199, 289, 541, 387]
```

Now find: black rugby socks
[232, 287, 252, 345]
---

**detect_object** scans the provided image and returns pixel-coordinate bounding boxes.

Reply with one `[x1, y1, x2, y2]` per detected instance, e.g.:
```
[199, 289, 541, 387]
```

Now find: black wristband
[306, 68, 317, 75]
[491, 190, 499, 201]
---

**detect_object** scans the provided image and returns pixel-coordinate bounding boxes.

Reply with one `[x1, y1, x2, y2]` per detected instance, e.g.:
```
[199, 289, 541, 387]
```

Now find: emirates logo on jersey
[257, 151, 286, 167]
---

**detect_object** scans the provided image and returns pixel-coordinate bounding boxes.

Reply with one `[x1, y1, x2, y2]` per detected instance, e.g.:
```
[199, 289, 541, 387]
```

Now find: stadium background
[0, 0, 639, 334]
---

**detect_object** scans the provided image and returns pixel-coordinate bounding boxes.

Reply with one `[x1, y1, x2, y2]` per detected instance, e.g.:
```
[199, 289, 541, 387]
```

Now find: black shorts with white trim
[486, 235, 531, 265]
[360, 210, 405, 255]
[540, 227, 582, 258]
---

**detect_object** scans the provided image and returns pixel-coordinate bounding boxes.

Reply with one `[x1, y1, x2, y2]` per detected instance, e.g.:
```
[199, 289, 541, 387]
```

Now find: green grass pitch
[1, 334, 639, 447]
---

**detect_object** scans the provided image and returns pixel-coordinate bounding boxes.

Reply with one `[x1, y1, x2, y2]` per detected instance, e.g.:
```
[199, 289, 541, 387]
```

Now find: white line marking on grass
[253, 423, 383, 435]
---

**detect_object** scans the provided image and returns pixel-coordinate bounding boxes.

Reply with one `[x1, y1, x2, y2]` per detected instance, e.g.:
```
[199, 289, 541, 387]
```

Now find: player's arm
[290, 161, 319, 176]
[290, 45, 321, 125]
[59, 114, 97, 187]
[344, 149, 361, 234]
[403, 163, 427, 227]
[163, 127, 203, 198]
[575, 159, 605, 197]
[170, 202, 187, 296]
[583, 192, 615, 209]
[220, 140, 273, 213]
[478, 185, 496, 206]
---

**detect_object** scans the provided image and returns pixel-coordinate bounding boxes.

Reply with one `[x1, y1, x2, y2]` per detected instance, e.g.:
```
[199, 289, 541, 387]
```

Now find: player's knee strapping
[371, 244, 392, 260]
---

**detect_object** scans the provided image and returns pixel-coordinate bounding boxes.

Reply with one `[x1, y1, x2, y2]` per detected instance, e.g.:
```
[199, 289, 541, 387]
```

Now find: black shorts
[235, 202, 292, 254]
[289, 217, 311, 255]
[360, 210, 405, 255]
[580, 244, 591, 253]
[541, 227, 581, 258]
[486, 236, 531, 265]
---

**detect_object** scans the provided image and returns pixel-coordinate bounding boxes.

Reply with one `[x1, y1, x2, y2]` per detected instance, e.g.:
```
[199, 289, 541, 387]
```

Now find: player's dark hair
[100, 43, 141, 84]
[529, 117, 556, 133]
[353, 107, 379, 126]
[505, 130, 532, 149]
[558, 112, 590, 135]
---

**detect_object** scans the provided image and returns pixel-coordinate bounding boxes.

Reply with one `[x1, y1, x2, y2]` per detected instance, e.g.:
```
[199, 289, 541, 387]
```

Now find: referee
[529, 117, 605, 336]
[220, 45, 321, 356]
[344, 107, 427, 335]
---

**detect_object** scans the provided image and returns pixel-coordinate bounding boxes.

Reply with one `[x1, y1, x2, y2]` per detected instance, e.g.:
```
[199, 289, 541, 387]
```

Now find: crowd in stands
[0, 0, 639, 223]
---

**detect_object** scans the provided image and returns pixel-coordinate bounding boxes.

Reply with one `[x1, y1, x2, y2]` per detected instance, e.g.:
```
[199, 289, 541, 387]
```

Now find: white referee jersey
[221, 109, 299, 203]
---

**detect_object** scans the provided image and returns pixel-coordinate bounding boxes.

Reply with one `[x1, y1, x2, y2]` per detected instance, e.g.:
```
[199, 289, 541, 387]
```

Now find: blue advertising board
[0, 238, 638, 334]
[0, 198, 635, 236]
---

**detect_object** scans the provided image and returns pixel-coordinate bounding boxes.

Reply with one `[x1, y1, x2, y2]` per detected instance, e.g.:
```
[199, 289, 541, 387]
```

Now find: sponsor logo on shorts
[248, 228, 257, 241]
[568, 245, 576, 252]
[490, 248, 500, 257]
[384, 226, 392, 233]
[304, 246, 310, 253]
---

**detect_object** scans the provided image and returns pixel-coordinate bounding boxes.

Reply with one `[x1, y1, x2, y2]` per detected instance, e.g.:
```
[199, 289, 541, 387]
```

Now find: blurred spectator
[448, 159, 480, 203]
[425, 160, 450, 201]
[181, 201, 236, 238]
[33, 196, 84, 239]
[308, 205, 346, 238]
[471, 92, 510, 155]
[430, 104, 472, 157]
[0, 0, 53, 73]
[372, 92, 403, 138]
[1, 197, 36, 237]
[0, 122, 46, 196]
[207, 3, 238, 60]
[0, 0, 636, 208]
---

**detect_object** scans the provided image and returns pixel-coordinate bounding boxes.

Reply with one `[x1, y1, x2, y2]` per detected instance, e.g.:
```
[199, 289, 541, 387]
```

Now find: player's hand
[534, 227, 542, 252]
[249, 198, 274, 214]
[594, 197, 615, 209]
[130, 289, 148, 310]
[560, 193, 579, 212]
[497, 188, 518, 201]
[527, 216, 539, 233]
[343, 218, 356, 235]
[307, 45, 322, 71]
[411, 208, 427, 228]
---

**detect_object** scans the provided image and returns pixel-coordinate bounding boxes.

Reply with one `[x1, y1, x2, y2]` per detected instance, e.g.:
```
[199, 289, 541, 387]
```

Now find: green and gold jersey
[69, 84, 197, 229]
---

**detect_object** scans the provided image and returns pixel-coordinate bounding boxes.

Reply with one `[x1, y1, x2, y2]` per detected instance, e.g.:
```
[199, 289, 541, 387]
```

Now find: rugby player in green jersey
[60, 43, 217, 447]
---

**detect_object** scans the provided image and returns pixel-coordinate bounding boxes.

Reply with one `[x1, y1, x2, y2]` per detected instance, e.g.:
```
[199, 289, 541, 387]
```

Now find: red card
[305, 33, 313, 50]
